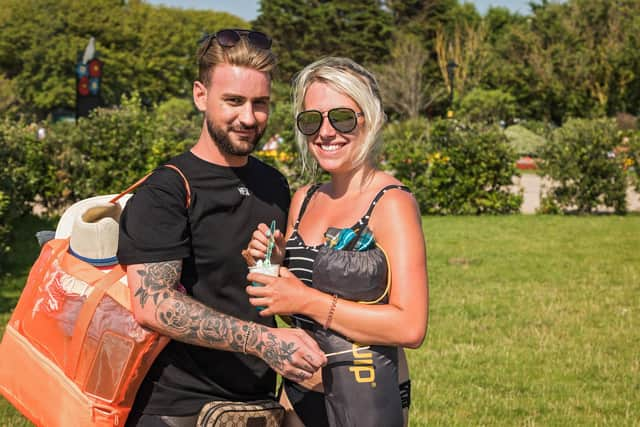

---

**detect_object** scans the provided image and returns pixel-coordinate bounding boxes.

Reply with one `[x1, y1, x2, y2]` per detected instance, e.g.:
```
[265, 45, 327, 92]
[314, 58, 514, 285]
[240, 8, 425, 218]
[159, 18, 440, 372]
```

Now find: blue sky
[146, 0, 538, 21]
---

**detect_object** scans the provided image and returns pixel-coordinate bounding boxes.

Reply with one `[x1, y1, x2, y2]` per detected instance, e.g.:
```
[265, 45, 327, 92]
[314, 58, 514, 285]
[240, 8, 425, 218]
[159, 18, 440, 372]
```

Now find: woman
[246, 57, 428, 426]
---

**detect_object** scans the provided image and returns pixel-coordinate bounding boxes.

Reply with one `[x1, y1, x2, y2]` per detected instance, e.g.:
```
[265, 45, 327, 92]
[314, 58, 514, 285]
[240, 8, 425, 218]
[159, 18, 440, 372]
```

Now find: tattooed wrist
[246, 326, 297, 370]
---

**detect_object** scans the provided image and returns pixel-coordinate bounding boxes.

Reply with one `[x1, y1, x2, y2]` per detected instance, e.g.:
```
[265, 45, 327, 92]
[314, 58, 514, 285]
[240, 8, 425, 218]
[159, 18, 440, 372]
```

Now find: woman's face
[302, 81, 365, 174]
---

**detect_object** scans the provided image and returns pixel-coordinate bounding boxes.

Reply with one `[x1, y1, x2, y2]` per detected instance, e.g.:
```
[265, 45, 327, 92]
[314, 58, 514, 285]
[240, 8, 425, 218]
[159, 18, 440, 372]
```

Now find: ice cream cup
[248, 263, 279, 311]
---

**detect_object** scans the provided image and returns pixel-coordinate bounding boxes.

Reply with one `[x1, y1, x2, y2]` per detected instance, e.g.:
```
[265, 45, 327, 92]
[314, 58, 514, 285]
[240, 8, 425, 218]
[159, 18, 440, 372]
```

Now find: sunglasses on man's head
[201, 29, 272, 53]
[297, 108, 364, 136]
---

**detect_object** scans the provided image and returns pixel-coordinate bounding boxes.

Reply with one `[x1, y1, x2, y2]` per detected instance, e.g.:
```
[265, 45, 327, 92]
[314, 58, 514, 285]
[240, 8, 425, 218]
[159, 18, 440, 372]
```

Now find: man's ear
[193, 80, 207, 112]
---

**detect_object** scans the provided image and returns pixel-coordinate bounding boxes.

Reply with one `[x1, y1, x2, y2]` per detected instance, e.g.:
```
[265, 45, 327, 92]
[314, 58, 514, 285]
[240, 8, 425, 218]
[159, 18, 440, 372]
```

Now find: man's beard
[206, 116, 264, 156]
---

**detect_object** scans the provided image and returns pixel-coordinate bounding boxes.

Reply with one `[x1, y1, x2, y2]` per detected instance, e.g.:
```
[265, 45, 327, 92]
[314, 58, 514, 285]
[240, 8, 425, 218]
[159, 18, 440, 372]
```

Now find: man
[118, 29, 326, 426]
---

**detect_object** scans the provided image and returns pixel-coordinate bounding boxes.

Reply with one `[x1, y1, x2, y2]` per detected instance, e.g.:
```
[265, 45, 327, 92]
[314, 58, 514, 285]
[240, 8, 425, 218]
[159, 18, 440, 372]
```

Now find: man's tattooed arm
[128, 261, 320, 377]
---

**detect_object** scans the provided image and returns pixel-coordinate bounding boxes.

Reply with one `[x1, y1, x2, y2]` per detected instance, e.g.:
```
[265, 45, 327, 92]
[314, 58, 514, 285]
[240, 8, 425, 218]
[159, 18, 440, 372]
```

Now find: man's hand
[246, 325, 326, 382]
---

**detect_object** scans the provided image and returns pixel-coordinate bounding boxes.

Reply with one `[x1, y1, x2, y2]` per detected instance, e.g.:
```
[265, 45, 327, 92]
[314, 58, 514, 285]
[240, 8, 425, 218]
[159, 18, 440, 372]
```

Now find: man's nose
[238, 103, 257, 127]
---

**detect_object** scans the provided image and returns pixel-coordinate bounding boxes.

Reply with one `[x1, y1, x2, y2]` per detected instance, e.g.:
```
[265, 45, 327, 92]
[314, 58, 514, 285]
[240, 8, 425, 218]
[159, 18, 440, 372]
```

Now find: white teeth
[321, 144, 342, 152]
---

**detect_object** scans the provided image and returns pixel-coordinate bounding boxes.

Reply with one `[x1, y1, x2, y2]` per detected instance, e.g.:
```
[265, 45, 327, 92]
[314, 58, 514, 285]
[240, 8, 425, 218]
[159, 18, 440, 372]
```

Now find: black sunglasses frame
[201, 29, 272, 54]
[296, 108, 364, 136]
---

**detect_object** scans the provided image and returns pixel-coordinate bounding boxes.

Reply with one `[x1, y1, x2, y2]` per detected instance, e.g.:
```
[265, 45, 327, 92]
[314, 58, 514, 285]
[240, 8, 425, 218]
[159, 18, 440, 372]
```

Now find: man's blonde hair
[292, 57, 386, 174]
[196, 32, 277, 86]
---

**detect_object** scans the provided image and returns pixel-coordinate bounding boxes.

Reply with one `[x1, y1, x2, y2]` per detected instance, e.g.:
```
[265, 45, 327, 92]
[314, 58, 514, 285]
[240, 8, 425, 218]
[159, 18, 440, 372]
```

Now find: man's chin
[230, 137, 258, 155]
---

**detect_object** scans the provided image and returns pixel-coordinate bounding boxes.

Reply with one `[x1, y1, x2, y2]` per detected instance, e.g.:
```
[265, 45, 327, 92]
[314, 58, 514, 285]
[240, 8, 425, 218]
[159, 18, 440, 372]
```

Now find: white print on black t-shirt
[237, 186, 251, 197]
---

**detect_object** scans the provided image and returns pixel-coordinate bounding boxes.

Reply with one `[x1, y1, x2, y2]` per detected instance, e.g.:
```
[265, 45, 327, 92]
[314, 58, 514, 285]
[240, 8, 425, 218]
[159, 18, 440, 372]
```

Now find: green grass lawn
[1, 215, 639, 426]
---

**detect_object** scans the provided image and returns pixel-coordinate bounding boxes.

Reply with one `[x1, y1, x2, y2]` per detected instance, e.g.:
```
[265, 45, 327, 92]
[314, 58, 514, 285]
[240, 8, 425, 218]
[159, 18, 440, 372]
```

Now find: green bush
[624, 130, 640, 192]
[0, 119, 41, 215]
[146, 97, 201, 171]
[457, 88, 518, 125]
[23, 93, 203, 211]
[0, 191, 10, 260]
[383, 119, 522, 214]
[0, 119, 43, 266]
[504, 124, 547, 157]
[539, 118, 627, 214]
[33, 93, 154, 210]
[380, 118, 431, 196]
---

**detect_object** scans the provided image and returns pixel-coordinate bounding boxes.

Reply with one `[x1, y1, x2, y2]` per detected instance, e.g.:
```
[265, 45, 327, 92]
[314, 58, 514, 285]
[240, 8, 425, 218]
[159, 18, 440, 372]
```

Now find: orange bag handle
[109, 164, 191, 209]
[64, 264, 126, 378]
[61, 164, 191, 378]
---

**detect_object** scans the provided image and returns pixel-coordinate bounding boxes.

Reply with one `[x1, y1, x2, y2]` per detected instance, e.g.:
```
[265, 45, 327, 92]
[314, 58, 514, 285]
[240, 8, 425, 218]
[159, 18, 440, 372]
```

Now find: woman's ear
[193, 80, 207, 112]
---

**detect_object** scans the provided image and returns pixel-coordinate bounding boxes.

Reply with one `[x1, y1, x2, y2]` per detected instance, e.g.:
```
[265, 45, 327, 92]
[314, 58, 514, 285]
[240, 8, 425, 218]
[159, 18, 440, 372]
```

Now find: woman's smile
[315, 141, 348, 152]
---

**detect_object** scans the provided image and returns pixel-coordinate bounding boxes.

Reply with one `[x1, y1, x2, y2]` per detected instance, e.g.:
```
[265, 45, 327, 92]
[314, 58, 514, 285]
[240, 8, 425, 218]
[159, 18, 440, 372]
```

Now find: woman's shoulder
[291, 183, 320, 203]
[374, 170, 405, 187]
[370, 172, 413, 201]
[368, 172, 419, 218]
[289, 183, 322, 223]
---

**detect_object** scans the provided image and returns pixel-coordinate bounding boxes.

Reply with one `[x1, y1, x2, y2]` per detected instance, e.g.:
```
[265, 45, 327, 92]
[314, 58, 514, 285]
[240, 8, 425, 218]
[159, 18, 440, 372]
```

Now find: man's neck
[191, 132, 249, 168]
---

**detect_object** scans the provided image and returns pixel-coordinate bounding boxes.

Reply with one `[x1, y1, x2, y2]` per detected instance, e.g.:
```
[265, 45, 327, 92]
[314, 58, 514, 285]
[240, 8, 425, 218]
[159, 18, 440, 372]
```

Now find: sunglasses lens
[329, 108, 357, 133]
[248, 31, 272, 49]
[216, 29, 240, 47]
[297, 111, 323, 135]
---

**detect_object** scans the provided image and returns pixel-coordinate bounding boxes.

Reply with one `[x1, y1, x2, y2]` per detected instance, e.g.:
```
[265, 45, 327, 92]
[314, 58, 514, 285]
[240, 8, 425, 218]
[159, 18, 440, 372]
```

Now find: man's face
[195, 64, 271, 156]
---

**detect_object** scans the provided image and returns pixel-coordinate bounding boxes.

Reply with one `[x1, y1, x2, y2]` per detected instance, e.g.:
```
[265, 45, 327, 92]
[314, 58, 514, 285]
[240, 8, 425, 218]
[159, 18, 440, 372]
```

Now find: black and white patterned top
[283, 183, 411, 287]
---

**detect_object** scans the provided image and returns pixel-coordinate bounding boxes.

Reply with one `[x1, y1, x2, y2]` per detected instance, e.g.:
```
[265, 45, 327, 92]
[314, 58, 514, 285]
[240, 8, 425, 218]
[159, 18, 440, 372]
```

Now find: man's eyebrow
[221, 93, 245, 98]
[219, 94, 270, 102]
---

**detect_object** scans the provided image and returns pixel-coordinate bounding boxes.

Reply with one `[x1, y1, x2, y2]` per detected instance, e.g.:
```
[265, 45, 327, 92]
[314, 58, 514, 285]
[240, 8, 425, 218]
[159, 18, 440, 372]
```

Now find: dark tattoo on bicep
[134, 261, 247, 350]
[135, 261, 182, 308]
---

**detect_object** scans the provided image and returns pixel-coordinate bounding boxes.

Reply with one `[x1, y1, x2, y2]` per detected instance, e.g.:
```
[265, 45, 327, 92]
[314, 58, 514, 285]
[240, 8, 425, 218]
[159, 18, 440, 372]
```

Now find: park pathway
[511, 174, 640, 214]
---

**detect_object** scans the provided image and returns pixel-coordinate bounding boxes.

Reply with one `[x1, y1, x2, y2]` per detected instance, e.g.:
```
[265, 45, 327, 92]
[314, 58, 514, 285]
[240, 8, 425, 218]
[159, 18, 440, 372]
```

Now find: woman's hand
[244, 222, 286, 266]
[246, 267, 313, 316]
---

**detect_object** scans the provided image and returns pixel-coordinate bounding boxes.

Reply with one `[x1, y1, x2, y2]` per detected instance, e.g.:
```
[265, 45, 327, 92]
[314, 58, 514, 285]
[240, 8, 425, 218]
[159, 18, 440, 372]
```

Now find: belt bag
[0, 164, 190, 426]
[197, 400, 284, 427]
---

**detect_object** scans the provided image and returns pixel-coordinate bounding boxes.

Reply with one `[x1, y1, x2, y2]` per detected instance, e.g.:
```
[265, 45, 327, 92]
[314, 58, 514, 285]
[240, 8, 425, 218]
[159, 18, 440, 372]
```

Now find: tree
[0, 73, 16, 115]
[254, 0, 393, 82]
[435, 20, 489, 102]
[0, 0, 245, 118]
[457, 88, 517, 124]
[375, 33, 445, 119]
[483, 0, 640, 122]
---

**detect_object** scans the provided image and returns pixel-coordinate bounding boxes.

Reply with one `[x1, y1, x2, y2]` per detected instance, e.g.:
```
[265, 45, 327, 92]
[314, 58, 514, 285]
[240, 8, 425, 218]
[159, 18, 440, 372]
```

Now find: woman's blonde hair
[292, 57, 386, 174]
[196, 32, 277, 87]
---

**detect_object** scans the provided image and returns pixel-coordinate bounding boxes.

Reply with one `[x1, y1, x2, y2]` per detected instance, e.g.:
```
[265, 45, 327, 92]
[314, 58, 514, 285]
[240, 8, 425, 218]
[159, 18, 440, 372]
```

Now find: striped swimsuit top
[283, 183, 411, 291]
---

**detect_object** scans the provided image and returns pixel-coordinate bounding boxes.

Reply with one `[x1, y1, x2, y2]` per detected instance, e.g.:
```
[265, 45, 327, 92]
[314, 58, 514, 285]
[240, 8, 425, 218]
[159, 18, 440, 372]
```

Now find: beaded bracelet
[242, 321, 255, 354]
[324, 294, 339, 330]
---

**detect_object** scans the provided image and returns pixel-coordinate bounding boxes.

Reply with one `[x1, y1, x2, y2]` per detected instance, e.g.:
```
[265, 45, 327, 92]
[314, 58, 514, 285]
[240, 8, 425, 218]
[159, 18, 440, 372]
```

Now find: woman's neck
[327, 163, 376, 198]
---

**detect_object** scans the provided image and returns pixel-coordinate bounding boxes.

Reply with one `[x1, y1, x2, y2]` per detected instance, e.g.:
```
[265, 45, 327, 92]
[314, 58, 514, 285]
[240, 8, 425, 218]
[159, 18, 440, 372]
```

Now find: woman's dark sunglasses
[202, 29, 272, 52]
[297, 108, 364, 136]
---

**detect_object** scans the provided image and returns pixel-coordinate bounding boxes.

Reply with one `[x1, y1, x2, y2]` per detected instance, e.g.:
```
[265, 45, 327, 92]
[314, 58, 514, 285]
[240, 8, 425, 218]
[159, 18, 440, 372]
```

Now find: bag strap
[64, 264, 126, 378]
[109, 164, 191, 209]
[61, 165, 190, 378]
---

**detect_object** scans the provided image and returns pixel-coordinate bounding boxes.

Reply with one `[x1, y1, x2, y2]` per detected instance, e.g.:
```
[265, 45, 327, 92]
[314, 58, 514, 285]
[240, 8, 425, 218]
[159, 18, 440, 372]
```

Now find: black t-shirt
[118, 151, 290, 416]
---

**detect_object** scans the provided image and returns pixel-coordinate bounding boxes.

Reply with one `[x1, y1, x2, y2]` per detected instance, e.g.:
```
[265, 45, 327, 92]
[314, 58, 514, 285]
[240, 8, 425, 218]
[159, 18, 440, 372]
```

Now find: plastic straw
[265, 219, 276, 265]
[325, 346, 370, 357]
